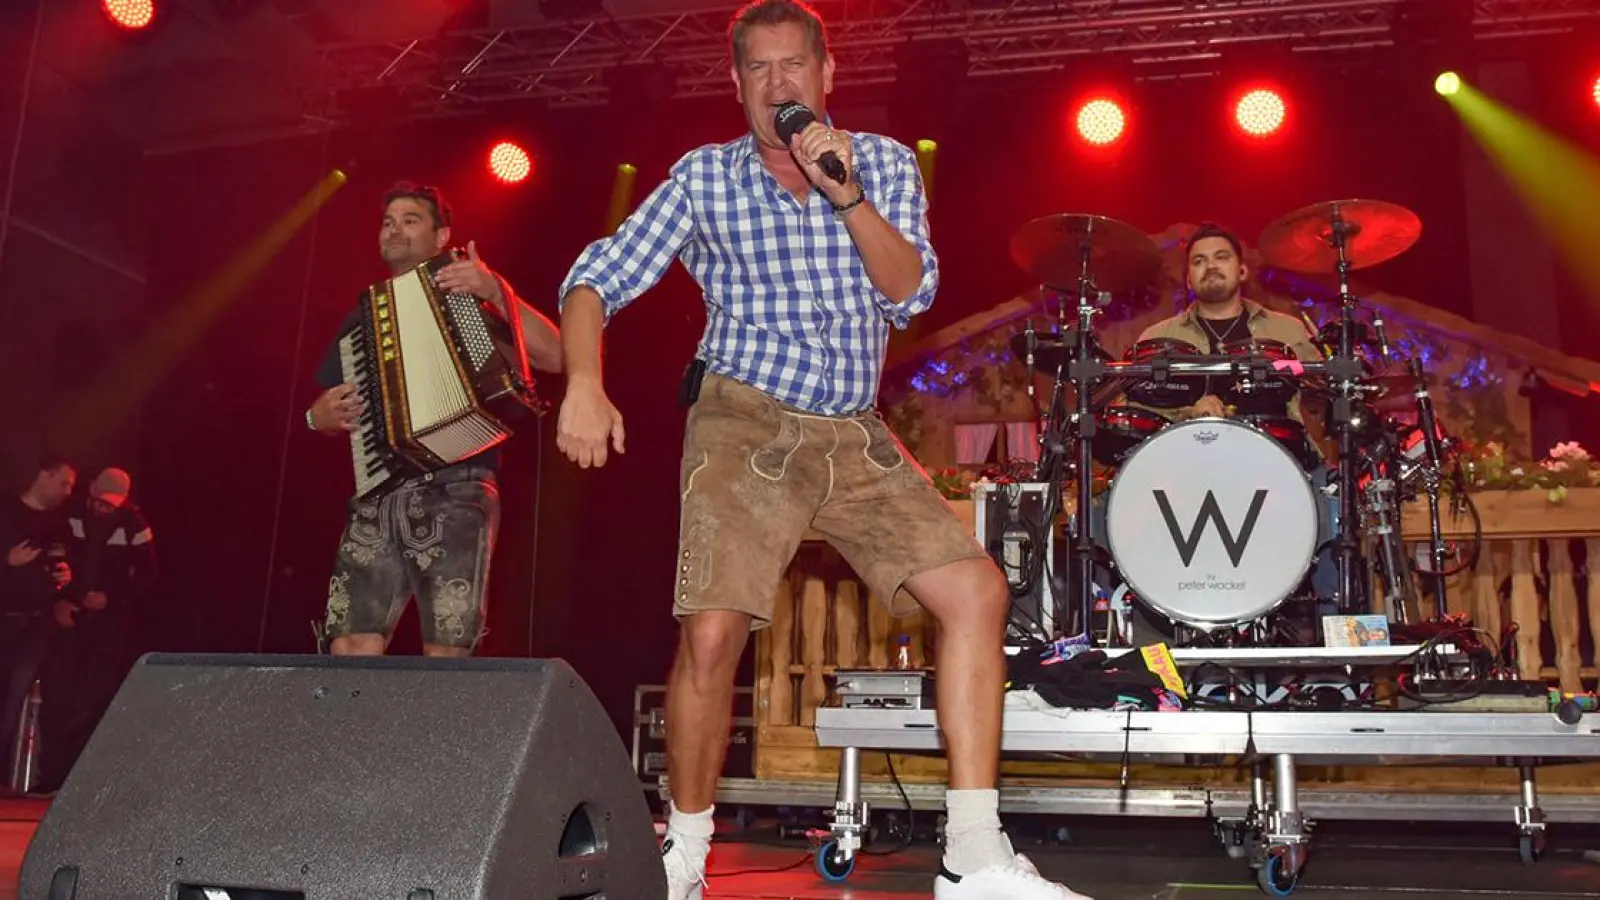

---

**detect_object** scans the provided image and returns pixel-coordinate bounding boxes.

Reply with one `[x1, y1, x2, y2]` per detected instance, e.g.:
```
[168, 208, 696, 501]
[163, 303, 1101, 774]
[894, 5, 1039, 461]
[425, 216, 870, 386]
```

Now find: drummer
[1134, 222, 1322, 424]
[1110, 222, 1340, 615]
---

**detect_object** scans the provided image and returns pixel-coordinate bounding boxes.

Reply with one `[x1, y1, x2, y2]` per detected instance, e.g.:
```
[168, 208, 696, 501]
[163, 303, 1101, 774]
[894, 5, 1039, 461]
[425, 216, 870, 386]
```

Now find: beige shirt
[1123, 299, 1323, 425]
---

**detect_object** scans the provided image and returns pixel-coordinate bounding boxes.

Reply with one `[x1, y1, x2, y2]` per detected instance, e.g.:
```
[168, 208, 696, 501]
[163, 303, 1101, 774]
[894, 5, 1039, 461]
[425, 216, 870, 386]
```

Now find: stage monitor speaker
[19, 654, 665, 900]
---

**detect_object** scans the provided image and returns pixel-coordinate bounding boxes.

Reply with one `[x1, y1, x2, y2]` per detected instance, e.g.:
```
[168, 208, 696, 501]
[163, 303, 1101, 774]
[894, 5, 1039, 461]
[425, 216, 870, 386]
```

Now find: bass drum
[1104, 417, 1320, 630]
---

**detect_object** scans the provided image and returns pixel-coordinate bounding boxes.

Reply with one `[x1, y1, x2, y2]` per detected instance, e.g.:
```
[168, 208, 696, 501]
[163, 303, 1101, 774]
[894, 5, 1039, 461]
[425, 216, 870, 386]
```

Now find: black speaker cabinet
[19, 654, 665, 900]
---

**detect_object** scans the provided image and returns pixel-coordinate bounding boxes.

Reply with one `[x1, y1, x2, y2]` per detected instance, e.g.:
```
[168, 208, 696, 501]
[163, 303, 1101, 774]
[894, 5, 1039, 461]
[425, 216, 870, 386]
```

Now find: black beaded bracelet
[831, 186, 866, 215]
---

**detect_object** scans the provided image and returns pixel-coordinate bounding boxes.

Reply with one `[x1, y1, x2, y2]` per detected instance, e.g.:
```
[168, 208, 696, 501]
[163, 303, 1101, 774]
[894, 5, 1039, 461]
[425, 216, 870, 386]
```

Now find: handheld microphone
[773, 101, 849, 185]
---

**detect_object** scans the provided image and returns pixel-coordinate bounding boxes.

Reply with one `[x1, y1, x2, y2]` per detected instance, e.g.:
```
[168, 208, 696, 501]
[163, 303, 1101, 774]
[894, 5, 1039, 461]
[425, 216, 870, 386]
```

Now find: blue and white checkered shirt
[558, 132, 939, 416]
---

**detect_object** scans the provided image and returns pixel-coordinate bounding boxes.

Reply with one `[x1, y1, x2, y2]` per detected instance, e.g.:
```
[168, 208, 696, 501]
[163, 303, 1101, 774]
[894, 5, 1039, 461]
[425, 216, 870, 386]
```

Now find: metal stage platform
[790, 647, 1600, 894]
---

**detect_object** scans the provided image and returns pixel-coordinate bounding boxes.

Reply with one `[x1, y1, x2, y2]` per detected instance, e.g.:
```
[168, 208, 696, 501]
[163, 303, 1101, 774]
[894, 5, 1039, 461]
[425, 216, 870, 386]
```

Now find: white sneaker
[934, 852, 1095, 899]
[662, 836, 708, 900]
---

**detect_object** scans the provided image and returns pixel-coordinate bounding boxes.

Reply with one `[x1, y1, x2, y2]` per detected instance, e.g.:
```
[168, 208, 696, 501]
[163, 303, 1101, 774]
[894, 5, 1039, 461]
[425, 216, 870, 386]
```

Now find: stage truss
[308, 0, 1600, 116]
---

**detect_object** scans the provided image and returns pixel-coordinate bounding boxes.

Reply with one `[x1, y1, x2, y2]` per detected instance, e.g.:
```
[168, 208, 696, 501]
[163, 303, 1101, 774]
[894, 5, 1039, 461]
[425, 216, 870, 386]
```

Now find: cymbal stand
[1031, 233, 1109, 642]
[1322, 206, 1386, 615]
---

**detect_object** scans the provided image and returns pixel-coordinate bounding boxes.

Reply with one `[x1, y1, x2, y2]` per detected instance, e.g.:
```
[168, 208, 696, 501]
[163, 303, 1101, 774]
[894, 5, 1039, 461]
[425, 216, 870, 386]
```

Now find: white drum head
[1105, 417, 1319, 628]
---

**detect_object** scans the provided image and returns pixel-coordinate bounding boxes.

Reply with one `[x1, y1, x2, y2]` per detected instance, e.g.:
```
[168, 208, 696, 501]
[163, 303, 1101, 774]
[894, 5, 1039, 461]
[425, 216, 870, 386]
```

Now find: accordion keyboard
[339, 329, 399, 498]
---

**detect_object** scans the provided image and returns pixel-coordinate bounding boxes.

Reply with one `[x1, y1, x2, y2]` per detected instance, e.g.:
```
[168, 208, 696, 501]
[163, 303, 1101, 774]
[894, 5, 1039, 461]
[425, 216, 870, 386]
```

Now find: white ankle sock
[942, 789, 1015, 875]
[666, 802, 715, 867]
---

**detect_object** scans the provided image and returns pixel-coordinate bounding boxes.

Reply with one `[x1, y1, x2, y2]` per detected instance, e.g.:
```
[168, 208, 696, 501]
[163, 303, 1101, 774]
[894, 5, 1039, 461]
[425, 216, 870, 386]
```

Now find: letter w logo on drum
[1152, 490, 1267, 567]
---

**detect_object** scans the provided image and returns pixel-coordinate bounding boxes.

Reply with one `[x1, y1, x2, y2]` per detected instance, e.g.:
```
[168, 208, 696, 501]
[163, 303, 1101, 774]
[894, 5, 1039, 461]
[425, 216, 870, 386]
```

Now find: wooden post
[1509, 540, 1541, 680]
[1546, 541, 1582, 693]
[765, 569, 796, 726]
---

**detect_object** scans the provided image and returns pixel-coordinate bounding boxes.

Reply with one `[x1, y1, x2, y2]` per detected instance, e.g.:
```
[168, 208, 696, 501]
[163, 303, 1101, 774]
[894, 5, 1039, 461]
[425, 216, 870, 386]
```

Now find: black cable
[710, 845, 819, 877]
[861, 752, 916, 856]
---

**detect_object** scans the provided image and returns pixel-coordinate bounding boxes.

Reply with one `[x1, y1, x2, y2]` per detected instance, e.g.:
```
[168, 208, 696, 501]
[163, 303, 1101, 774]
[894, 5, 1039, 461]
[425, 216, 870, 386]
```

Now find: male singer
[554, 1, 1091, 897]
[306, 183, 561, 657]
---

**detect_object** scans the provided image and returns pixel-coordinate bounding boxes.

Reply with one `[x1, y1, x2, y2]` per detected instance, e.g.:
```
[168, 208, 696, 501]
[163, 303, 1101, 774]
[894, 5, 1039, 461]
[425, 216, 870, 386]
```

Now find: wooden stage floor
[5, 798, 1600, 898]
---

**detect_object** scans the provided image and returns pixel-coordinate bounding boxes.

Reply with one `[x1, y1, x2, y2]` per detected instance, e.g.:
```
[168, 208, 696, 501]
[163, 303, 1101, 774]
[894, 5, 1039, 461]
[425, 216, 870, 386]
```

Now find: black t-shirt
[1194, 313, 1289, 418]
[0, 497, 70, 616]
[317, 303, 502, 474]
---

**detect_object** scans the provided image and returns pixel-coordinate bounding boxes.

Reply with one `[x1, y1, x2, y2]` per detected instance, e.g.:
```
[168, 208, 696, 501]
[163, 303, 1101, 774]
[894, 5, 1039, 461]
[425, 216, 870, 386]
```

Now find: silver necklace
[1199, 314, 1245, 345]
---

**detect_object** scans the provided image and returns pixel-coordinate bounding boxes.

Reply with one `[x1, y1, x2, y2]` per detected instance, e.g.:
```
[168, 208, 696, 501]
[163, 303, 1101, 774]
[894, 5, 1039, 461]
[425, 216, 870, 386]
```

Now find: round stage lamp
[1075, 99, 1126, 146]
[1435, 72, 1462, 96]
[488, 142, 532, 184]
[1235, 89, 1286, 137]
[103, 0, 156, 29]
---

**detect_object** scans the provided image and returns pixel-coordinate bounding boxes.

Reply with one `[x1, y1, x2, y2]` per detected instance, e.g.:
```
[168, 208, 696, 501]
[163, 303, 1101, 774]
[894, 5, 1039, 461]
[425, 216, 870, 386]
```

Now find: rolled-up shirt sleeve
[868, 143, 938, 329]
[558, 174, 696, 324]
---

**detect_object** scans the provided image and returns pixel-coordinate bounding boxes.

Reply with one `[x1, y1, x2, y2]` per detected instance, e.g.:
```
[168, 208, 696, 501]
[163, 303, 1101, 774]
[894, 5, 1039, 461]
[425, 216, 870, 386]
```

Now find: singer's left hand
[436, 240, 504, 303]
[791, 122, 855, 204]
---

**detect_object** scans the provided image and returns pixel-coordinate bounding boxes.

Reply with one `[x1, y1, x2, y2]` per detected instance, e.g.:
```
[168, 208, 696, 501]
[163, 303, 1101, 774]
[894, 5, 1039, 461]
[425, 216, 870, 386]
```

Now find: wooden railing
[751, 490, 1600, 787]
[1398, 489, 1600, 694]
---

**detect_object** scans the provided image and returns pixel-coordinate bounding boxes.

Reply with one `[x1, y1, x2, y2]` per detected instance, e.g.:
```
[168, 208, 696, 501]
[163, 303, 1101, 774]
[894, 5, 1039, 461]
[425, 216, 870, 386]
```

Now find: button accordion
[338, 249, 540, 499]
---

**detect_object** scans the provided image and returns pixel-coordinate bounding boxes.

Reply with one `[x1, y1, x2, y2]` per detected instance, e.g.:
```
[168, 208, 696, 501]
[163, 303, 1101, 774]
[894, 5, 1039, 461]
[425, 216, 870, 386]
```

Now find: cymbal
[1257, 200, 1422, 273]
[1304, 370, 1436, 409]
[1010, 214, 1161, 292]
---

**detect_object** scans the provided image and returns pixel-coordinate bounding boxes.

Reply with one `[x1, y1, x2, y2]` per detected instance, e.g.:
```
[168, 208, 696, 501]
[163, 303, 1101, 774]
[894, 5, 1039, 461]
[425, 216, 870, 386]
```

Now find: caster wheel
[815, 840, 855, 883]
[1519, 833, 1545, 865]
[1257, 853, 1301, 896]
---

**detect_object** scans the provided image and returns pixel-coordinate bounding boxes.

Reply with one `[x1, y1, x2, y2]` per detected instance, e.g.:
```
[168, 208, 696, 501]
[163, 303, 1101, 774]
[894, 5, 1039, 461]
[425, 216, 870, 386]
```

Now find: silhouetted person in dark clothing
[0, 459, 76, 792]
[39, 467, 157, 792]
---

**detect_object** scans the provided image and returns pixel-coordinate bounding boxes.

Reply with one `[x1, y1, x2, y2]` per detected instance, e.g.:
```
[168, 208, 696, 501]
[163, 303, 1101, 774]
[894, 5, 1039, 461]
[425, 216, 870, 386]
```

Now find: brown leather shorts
[673, 374, 986, 628]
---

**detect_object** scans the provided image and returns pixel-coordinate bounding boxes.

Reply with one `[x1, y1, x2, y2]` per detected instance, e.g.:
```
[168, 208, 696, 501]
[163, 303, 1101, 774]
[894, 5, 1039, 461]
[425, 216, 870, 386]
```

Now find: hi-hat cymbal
[1010, 214, 1161, 293]
[1304, 370, 1436, 408]
[1258, 200, 1422, 273]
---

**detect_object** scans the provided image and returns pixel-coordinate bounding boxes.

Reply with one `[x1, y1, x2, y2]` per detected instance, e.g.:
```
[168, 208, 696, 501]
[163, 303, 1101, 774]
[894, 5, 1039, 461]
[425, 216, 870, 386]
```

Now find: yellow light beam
[1441, 81, 1600, 303]
[604, 163, 638, 235]
[58, 168, 348, 446]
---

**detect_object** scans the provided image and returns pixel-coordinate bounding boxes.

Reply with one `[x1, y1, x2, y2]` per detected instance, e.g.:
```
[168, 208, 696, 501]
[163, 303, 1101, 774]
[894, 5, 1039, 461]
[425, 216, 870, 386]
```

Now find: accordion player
[338, 248, 542, 499]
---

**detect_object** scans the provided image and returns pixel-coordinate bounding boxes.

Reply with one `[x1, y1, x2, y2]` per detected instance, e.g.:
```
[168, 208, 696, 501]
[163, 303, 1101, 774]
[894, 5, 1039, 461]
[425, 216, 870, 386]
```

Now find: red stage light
[1075, 99, 1126, 146]
[1235, 88, 1286, 137]
[488, 141, 532, 184]
[102, 0, 155, 29]
[1591, 74, 1600, 112]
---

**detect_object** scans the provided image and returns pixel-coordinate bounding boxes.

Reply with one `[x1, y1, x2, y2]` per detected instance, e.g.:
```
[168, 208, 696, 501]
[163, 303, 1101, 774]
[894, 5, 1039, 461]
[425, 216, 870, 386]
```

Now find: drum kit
[1006, 200, 1472, 648]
